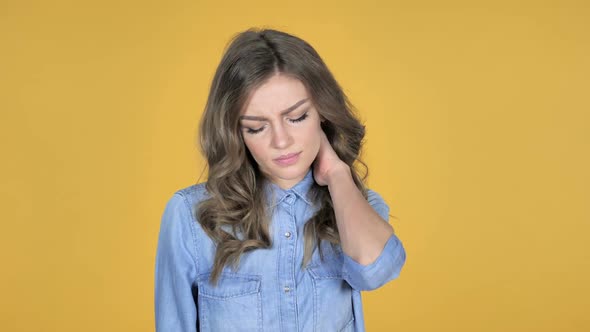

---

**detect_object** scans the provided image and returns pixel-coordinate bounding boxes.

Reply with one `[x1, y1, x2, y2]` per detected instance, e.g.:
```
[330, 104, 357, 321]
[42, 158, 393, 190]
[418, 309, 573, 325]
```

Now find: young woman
[155, 28, 406, 332]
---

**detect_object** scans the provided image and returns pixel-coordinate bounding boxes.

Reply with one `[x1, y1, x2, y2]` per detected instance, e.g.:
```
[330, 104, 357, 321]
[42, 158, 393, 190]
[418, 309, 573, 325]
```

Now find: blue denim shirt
[155, 170, 406, 331]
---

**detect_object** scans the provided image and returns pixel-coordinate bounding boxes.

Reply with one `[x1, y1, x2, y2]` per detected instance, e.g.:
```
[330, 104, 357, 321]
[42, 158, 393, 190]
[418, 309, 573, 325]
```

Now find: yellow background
[1, 0, 588, 331]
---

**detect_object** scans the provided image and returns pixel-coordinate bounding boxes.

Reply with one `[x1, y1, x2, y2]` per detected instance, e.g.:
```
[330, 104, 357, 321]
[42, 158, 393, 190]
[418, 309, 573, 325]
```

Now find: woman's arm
[155, 193, 199, 331]
[326, 166, 394, 265]
[313, 131, 406, 290]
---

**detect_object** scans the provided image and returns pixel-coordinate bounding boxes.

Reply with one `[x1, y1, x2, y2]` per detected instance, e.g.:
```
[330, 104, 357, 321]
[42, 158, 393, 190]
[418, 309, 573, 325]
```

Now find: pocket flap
[197, 272, 261, 299]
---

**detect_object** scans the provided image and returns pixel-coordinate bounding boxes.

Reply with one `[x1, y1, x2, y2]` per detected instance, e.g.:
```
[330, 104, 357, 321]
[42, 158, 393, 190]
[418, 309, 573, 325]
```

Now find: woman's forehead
[242, 74, 309, 116]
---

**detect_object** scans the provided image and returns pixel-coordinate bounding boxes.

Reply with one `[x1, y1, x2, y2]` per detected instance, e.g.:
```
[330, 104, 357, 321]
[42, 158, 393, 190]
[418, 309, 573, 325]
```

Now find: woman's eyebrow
[240, 98, 309, 122]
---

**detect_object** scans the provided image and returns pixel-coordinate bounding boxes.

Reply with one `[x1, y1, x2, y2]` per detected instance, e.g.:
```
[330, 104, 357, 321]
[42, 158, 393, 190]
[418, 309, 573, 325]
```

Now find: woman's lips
[273, 152, 301, 166]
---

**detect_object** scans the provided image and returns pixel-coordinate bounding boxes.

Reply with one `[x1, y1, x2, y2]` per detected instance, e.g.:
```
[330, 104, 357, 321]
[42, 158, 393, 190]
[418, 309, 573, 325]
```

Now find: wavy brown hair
[197, 28, 369, 284]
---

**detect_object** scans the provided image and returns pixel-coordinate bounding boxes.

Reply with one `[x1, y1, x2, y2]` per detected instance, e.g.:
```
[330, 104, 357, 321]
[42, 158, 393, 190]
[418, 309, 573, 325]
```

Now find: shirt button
[285, 193, 295, 204]
[284, 231, 291, 238]
[284, 285, 291, 293]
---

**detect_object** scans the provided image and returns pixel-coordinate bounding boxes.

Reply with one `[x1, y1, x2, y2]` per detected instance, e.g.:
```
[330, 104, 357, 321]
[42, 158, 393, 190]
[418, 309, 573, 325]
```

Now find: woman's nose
[271, 124, 293, 149]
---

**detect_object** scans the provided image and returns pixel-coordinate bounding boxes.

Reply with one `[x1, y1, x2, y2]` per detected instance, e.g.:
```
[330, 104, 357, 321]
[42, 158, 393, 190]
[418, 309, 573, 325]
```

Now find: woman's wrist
[326, 162, 352, 189]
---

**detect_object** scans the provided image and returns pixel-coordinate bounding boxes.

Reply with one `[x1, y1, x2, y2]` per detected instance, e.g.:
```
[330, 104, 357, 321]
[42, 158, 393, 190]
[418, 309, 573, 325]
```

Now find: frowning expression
[240, 74, 322, 189]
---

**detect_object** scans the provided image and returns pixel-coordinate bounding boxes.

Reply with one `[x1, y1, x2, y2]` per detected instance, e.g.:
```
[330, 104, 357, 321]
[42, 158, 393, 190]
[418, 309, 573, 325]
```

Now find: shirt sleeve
[342, 189, 406, 291]
[155, 193, 199, 332]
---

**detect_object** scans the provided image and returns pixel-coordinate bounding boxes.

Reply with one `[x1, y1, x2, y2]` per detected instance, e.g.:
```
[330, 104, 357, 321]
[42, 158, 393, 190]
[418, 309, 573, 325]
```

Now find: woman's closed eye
[243, 112, 309, 135]
[245, 126, 265, 134]
[289, 112, 309, 123]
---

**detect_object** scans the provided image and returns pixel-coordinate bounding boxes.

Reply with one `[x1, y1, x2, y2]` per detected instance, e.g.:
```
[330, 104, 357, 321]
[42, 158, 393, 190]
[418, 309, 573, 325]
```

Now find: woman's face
[240, 73, 323, 189]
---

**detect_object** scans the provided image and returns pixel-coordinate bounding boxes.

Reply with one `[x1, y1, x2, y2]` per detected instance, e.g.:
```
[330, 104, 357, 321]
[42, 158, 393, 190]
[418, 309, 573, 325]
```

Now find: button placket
[284, 192, 295, 205]
[283, 192, 296, 240]
[277, 200, 298, 330]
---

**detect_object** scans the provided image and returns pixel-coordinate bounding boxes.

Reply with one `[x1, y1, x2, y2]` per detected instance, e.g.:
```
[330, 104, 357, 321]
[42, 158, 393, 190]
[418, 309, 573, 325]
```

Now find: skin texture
[240, 73, 324, 189]
[240, 73, 394, 265]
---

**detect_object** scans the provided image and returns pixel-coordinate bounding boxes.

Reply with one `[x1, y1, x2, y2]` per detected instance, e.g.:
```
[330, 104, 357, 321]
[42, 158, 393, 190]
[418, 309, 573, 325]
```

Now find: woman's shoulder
[173, 181, 210, 204]
[163, 182, 211, 221]
[366, 188, 387, 205]
[366, 188, 390, 221]
[162, 182, 214, 239]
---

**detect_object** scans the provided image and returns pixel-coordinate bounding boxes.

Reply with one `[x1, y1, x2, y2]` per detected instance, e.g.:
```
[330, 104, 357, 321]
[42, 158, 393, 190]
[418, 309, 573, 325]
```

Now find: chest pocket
[197, 272, 262, 332]
[307, 245, 355, 332]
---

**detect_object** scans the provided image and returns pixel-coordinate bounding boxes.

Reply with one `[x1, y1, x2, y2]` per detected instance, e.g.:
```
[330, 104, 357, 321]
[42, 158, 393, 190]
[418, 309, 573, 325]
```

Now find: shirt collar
[264, 168, 315, 207]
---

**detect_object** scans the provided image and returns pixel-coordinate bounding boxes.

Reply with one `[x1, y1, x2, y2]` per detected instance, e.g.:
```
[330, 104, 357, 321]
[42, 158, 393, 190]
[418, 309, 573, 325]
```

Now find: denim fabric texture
[155, 169, 406, 331]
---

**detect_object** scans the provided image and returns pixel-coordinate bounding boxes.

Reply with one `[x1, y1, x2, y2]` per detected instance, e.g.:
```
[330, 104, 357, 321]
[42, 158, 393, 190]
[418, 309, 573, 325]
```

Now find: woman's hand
[312, 130, 351, 187]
